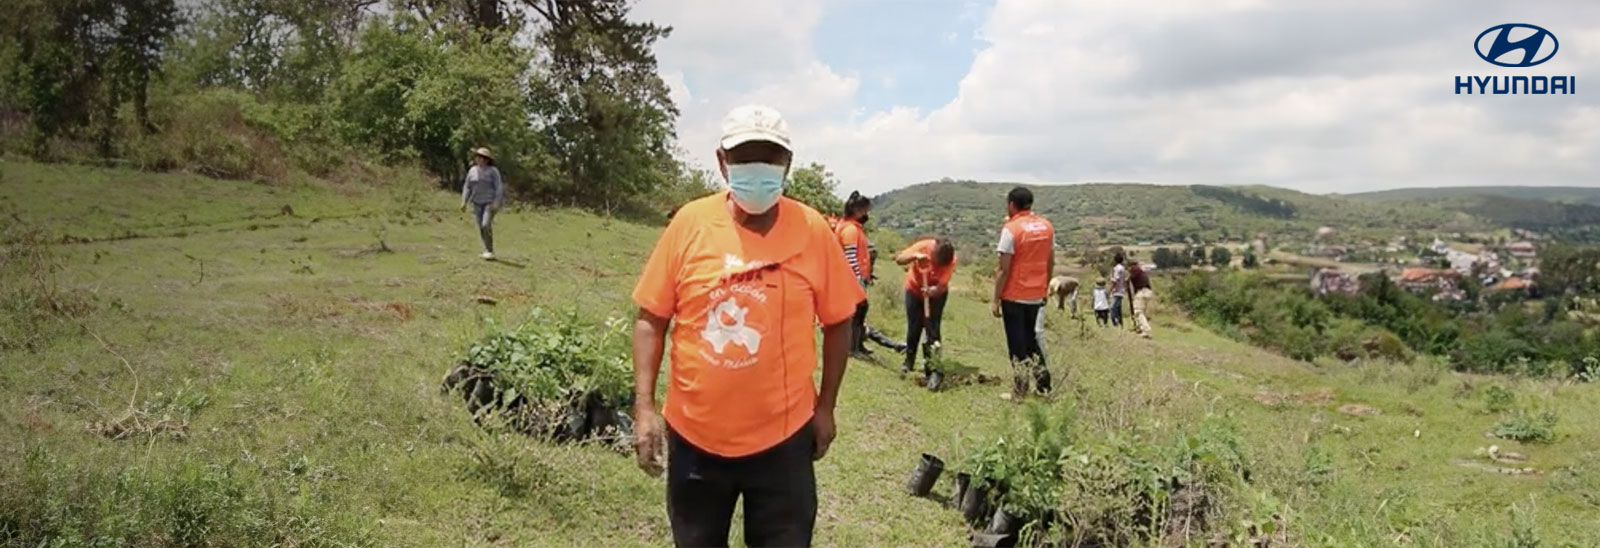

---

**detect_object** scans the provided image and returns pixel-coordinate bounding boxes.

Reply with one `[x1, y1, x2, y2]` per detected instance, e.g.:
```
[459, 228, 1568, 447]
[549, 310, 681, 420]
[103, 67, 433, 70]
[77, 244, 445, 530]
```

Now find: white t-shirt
[996, 229, 1043, 305]
[1111, 264, 1128, 296]
[1093, 287, 1110, 310]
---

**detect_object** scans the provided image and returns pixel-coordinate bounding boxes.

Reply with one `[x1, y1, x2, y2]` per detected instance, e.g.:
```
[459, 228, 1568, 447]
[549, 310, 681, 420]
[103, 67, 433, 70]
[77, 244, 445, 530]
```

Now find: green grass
[4, 161, 1600, 546]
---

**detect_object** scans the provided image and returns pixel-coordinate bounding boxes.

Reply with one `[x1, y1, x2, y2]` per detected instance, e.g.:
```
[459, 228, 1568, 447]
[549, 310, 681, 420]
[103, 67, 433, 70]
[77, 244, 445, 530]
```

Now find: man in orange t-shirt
[991, 186, 1056, 396]
[894, 237, 956, 376]
[630, 105, 865, 548]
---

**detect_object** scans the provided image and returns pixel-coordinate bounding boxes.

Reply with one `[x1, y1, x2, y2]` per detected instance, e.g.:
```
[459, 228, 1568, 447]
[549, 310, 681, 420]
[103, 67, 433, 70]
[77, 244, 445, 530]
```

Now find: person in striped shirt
[834, 191, 875, 357]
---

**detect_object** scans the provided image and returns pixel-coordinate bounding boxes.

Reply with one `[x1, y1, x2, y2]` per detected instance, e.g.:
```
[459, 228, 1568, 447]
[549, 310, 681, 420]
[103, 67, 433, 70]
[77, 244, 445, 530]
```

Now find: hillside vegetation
[1349, 186, 1600, 207]
[5, 162, 1600, 547]
[872, 181, 1485, 254]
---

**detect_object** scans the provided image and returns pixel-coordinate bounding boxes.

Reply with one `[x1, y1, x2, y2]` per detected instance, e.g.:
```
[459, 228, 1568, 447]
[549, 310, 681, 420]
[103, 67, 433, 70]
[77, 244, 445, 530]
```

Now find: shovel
[919, 264, 944, 391]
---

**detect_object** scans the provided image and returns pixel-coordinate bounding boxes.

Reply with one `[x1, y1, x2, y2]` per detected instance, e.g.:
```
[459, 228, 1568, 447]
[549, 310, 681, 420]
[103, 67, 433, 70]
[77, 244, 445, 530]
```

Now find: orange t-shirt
[834, 219, 871, 283]
[902, 238, 957, 297]
[632, 192, 866, 457]
[998, 211, 1055, 302]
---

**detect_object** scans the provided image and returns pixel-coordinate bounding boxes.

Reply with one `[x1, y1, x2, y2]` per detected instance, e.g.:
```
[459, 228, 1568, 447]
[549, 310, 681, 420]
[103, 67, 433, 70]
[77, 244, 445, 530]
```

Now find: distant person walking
[895, 237, 957, 377]
[1049, 275, 1079, 316]
[1092, 279, 1111, 326]
[630, 105, 864, 548]
[1129, 261, 1155, 339]
[991, 187, 1055, 396]
[834, 191, 876, 358]
[1109, 254, 1129, 327]
[459, 147, 504, 260]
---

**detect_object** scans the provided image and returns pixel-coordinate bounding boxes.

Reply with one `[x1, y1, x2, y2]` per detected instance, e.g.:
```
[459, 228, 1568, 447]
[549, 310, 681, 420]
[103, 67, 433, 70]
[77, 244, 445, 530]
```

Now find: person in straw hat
[459, 147, 504, 260]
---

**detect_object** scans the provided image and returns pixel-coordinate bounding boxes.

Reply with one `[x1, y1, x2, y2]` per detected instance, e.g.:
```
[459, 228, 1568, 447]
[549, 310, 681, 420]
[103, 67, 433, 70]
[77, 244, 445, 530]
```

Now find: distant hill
[871, 181, 1484, 253]
[1348, 186, 1600, 206]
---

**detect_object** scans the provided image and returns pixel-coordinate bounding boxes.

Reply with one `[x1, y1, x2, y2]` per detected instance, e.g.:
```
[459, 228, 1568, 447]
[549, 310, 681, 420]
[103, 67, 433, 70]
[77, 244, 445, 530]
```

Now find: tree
[1189, 246, 1208, 265]
[786, 162, 844, 214]
[1242, 249, 1260, 269]
[1540, 243, 1600, 296]
[1211, 246, 1233, 268]
[524, 0, 678, 209]
[1153, 247, 1190, 269]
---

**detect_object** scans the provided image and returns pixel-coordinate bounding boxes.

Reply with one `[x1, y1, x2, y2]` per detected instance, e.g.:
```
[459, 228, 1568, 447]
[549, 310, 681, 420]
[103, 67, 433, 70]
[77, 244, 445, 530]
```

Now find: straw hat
[472, 147, 494, 160]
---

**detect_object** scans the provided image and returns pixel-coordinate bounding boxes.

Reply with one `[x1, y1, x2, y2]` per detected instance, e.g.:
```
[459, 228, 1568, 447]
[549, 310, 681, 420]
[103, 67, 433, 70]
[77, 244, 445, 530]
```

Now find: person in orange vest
[630, 105, 864, 547]
[833, 191, 875, 357]
[991, 187, 1056, 396]
[895, 237, 957, 377]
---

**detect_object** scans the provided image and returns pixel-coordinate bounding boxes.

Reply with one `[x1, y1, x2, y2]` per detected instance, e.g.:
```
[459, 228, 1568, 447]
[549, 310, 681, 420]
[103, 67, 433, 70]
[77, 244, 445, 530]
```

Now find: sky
[630, 0, 1600, 196]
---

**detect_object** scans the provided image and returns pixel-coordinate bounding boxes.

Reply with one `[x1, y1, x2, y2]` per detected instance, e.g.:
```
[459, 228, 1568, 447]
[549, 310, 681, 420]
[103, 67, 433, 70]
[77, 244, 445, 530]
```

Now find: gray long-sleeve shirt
[461, 165, 504, 206]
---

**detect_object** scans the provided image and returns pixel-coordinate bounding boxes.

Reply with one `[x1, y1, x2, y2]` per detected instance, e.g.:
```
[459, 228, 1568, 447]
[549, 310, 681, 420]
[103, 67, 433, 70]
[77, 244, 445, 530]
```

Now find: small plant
[1484, 385, 1516, 414]
[1493, 411, 1558, 444]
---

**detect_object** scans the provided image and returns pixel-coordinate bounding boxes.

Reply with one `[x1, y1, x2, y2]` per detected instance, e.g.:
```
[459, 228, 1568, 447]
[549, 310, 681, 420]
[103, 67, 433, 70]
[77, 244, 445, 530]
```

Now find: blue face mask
[726, 163, 787, 214]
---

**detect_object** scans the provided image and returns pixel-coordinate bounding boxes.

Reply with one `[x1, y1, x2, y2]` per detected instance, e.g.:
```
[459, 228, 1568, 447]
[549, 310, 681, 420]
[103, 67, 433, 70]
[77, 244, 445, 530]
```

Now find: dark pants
[1000, 300, 1050, 394]
[472, 202, 495, 253]
[850, 301, 870, 351]
[903, 290, 948, 369]
[1110, 295, 1124, 327]
[1095, 310, 1110, 326]
[668, 424, 817, 548]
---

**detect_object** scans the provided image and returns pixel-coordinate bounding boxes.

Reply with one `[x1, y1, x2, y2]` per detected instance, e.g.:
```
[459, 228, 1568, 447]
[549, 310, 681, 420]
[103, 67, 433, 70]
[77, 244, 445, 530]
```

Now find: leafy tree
[524, 0, 678, 209]
[1152, 247, 1189, 269]
[1210, 246, 1233, 268]
[1189, 246, 1208, 265]
[1242, 250, 1260, 269]
[786, 162, 844, 214]
[1540, 243, 1600, 296]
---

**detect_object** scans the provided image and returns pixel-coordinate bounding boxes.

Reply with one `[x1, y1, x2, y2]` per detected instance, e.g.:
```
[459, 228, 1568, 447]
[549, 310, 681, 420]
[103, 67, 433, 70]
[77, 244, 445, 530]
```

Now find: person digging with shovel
[895, 237, 957, 387]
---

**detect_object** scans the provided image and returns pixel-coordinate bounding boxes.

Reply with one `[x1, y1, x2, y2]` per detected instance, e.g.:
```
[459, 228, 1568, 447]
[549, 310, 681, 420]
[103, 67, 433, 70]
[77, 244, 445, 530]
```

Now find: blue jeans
[472, 202, 495, 253]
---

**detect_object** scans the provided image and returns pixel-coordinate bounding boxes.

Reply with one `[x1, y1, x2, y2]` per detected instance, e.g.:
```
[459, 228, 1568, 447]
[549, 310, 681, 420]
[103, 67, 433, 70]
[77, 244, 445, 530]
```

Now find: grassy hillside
[872, 181, 1481, 254]
[5, 162, 1600, 546]
[1349, 186, 1600, 207]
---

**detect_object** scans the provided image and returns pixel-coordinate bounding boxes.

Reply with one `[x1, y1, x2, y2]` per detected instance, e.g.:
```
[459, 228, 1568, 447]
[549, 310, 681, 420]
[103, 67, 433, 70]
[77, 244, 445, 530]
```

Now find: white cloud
[641, 0, 1600, 196]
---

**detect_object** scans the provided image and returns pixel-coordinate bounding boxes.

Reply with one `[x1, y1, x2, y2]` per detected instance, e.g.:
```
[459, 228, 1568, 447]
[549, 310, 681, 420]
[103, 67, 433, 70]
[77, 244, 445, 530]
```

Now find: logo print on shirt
[701, 298, 762, 354]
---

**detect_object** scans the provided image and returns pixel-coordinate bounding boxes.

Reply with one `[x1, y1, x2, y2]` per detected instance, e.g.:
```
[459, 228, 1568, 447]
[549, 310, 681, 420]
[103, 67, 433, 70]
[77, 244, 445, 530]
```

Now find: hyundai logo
[1476, 24, 1558, 68]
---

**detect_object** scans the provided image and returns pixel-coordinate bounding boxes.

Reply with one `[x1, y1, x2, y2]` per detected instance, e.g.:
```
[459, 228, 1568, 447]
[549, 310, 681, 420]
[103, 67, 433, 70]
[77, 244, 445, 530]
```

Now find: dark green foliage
[1191, 185, 1296, 219]
[787, 162, 845, 215]
[1173, 270, 1600, 375]
[1241, 250, 1260, 269]
[462, 308, 632, 407]
[2, 0, 685, 213]
[1152, 247, 1190, 269]
[1210, 246, 1233, 268]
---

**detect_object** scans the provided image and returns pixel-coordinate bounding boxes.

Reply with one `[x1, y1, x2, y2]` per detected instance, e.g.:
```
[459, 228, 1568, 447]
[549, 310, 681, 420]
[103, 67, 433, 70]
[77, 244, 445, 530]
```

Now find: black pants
[903, 290, 948, 369]
[667, 424, 817, 548]
[1000, 300, 1051, 394]
[1095, 310, 1110, 326]
[850, 301, 870, 351]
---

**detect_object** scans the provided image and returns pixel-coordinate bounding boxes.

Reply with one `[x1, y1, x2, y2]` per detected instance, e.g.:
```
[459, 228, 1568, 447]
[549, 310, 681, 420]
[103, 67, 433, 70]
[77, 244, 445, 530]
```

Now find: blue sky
[810, 0, 987, 116]
[634, 0, 1600, 196]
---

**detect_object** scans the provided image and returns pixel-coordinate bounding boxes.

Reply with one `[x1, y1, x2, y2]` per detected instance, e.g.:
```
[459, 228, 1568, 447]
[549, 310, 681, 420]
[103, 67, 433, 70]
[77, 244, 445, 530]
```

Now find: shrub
[1484, 385, 1516, 414]
[462, 308, 632, 410]
[122, 89, 290, 182]
[1493, 411, 1558, 444]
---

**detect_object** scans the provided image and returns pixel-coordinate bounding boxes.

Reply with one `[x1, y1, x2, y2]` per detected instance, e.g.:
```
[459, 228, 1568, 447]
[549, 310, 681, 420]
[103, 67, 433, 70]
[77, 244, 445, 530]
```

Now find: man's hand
[927, 285, 947, 298]
[812, 406, 836, 461]
[633, 403, 665, 476]
[991, 301, 1002, 318]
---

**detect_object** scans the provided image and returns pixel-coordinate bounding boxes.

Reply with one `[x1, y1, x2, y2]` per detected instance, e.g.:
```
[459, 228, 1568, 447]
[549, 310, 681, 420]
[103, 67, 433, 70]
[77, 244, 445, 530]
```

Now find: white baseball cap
[719, 104, 791, 151]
